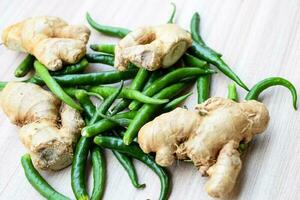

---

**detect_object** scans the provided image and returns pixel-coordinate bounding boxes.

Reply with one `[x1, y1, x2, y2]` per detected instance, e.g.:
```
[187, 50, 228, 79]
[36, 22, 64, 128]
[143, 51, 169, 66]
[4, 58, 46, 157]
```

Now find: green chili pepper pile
[0, 3, 298, 200]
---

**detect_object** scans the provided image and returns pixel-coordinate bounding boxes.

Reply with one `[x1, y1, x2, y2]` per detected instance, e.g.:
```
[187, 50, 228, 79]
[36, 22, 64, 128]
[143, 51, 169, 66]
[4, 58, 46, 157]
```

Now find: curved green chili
[94, 136, 170, 200]
[188, 42, 249, 91]
[190, 12, 222, 57]
[86, 13, 130, 38]
[33, 61, 82, 111]
[112, 150, 145, 189]
[30, 68, 138, 86]
[85, 53, 115, 66]
[91, 81, 124, 123]
[90, 44, 115, 54]
[15, 54, 35, 77]
[82, 111, 137, 137]
[228, 83, 238, 102]
[75, 90, 96, 120]
[21, 154, 70, 200]
[91, 146, 106, 200]
[167, 2, 176, 23]
[163, 92, 193, 112]
[88, 86, 169, 105]
[129, 67, 215, 110]
[27, 59, 89, 85]
[245, 77, 297, 110]
[124, 82, 188, 145]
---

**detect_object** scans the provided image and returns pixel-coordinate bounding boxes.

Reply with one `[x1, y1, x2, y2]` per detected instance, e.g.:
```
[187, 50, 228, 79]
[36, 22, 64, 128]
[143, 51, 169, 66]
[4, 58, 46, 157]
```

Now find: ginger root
[115, 24, 192, 71]
[2, 16, 90, 71]
[0, 82, 84, 170]
[138, 97, 270, 198]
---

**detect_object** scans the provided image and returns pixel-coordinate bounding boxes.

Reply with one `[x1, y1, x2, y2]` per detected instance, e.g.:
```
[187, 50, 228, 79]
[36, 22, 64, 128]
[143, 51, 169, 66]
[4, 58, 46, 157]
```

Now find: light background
[0, 0, 299, 199]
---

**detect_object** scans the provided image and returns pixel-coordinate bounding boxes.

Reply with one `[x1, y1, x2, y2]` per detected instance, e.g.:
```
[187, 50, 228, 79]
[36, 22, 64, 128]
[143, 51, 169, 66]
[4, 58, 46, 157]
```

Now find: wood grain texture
[0, 0, 299, 199]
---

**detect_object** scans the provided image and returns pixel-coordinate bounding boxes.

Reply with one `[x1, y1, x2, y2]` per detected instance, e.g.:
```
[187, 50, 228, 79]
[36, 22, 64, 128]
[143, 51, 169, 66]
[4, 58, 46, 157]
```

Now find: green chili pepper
[245, 77, 297, 110]
[228, 83, 238, 102]
[86, 13, 130, 38]
[29, 68, 138, 86]
[88, 86, 169, 105]
[72, 83, 121, 200]
[21, 154, 70, 200]
[82, 111, 137, 137]
[90, 44, 115, 54]
[188, 13, 249, 92]
[78, 92, 143, 191]
[27, 59, 89, 85]
[182, 53, 207, 68]
[90, 81, 124, 123]
[110, 68, 150, 115]
[112, 150, 145, 188]
[167, 2, 176, 23]
[71, 137, 91, 200]
[188, 42, 249, 91]
[90, 146, 106, 200]
[33, 61, 82, 111]
[14, 54, 35, 78]
[183, 53, 210, 103]
[129, 67, 215, 110]
[142, 70, 165, 91]
[124, 82, 188, 145]
[98, 112, 131, 127]
[94, 136, 170, 200]
[50, 58, 89, 76]
[196, 73, 211, 103]
[130, 68, 151, 93]
[86, 53, 115, 66]
[75, 90, 96, 120]
[109, 100, 131, 116]
[65, 87, 103, 100]
[163, 92, 193, 112]
[190, 12, 222, 57]
[71, 89, 94, 200]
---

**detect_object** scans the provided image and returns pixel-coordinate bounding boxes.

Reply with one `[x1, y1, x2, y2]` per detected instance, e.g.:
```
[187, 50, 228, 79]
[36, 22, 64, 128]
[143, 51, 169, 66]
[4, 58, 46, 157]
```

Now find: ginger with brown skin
[0, 82, 84, 170]
[115, 24, 192, 71]
[2, 16, 90, 71]
[138, 97, 270, 198]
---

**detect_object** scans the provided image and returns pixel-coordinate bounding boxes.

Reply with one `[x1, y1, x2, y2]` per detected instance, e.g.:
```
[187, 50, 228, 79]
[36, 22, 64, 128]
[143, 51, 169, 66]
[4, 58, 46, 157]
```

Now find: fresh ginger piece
[205, 140, 242, 198]
[2, 16, 90, 71]
[0, 82, 84, 170]
[138, 107, 201, 166]
[182, 97, 269, 174]
[138, 97, 269, 198]
[115, 24, 192, 71]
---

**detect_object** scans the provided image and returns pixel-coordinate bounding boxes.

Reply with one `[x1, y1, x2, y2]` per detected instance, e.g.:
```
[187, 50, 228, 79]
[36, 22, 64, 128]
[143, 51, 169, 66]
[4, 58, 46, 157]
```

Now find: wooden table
[0, 0, 299, 199]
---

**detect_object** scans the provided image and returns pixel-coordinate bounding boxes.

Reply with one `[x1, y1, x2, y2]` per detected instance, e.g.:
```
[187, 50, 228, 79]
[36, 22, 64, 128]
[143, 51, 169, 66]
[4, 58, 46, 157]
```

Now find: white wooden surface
[0, 0, 300, 199]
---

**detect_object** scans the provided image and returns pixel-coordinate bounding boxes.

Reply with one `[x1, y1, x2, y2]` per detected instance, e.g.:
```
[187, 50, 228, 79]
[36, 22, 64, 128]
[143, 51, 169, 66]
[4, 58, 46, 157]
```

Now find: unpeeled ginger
[0, 82, 84, 170]
[138, 97, 270, 198]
